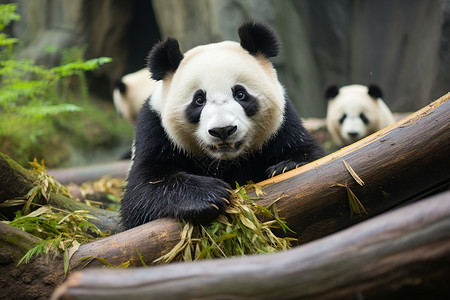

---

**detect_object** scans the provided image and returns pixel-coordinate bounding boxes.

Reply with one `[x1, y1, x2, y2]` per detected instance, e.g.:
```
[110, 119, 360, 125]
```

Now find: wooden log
[69, 218, 181, 270]
[255, 93, 450, 242]
[48, 160, 130, 185]
[0, 153, 121, 233]
[0, 222, 41, 262]
[52, 190, 450, 300]
[49, 193, 120, 234]
[0, 153, 35, 218]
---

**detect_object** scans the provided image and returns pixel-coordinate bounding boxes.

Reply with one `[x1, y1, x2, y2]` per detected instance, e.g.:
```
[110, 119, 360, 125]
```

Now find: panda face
[336, 105, 375, 143]
[187, 84, 256, 160]
[151, 41, 285, 160]
[326, 85, 382, 145]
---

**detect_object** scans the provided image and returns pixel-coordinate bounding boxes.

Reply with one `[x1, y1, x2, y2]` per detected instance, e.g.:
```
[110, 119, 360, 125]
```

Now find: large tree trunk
[52, 190, 450, 300]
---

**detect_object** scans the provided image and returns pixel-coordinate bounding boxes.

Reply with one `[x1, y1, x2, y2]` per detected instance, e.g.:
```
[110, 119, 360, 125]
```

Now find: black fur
[368, 84, 383, 99]
[324, 84, 339, 99]
[326, 84, 383, 100]
[120, 97, 325, 230]
[238, 21, 280, 58]
[147, 38, 184, 81]
[360, 113, 370, 124]
[113, 78, 126, 94]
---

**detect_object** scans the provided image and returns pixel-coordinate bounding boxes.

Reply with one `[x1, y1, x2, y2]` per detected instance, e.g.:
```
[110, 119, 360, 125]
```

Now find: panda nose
[208, 126, 237, 140]
[348, 132, 359, 138]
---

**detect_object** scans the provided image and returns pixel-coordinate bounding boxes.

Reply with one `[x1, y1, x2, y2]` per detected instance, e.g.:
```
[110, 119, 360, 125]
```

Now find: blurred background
[1, 0, 449, 168]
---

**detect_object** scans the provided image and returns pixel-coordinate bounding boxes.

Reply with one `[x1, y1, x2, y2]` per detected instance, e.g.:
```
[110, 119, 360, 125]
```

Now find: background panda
[113, 68, 158, 125]
[120, 22, 325, 230]
[325, 84, 395, 147]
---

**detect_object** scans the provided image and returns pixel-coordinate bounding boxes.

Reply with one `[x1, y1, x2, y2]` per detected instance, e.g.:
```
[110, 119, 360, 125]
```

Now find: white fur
[326, 84, 395, 146]
[149, 41, 286, 159]
[113, 68, 157, 125]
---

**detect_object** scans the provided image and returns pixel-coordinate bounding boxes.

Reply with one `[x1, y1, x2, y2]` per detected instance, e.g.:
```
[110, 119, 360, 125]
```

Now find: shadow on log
[53, 190, 450, 300]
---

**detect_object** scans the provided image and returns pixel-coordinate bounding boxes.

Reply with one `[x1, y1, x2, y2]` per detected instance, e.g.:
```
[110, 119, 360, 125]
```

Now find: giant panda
[120, 22, 325, 230]
[113, 68, 157, 125]
[325, 84, 395, 146]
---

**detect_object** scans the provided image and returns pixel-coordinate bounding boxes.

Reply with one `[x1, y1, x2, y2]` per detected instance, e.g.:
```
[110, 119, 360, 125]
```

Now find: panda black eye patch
[186, 89, 206, 123]
[360, 113, 369, 124]
[232, 85, 259, 117]
[339, 114, 347, 124]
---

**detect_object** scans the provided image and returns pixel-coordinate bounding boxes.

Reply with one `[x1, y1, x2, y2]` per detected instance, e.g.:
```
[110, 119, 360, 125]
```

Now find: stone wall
[152, 0, 448, 117]
[8, 0, 449, 117]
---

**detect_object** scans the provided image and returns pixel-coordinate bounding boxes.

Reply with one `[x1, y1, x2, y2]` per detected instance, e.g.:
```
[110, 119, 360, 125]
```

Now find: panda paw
[265, 160, 303, 178]
[174, 175, 232, 224]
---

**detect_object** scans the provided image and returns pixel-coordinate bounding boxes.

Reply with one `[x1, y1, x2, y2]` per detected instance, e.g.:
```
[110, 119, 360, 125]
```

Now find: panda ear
[147, 38, 184, 81]
[324, 85, 339, 100]
[238, 21, 280, 58]
[368, 84, 383, 99]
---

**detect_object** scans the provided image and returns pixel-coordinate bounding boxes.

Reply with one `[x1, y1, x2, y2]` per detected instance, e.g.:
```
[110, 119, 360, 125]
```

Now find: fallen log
[69, 218, 181, 271]
[255, 93, 450, 242]
[52, 190, 450, 300]
[47, 160, 129, 185]
[0, 221, 41, 262]
[0, 153, 120, 233]
[64, 93, 449, 269]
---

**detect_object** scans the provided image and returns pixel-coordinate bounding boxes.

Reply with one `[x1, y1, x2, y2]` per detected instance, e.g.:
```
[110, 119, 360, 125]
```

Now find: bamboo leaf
[239, 214, 258, 231]
[342, 159, 365, 186]
[0, 199, 26, 208]
[136, 250, 147, 267]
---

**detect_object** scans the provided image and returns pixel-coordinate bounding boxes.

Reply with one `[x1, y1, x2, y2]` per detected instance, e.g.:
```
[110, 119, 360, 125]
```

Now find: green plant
[2, 158, 108, 274]
[155, 183, 297, 264]
[0, 4, 125, 167]
[7, 205, 107, 274]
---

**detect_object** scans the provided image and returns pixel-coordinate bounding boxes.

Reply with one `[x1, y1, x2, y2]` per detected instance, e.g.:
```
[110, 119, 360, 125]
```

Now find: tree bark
[52, 190, 450, 300]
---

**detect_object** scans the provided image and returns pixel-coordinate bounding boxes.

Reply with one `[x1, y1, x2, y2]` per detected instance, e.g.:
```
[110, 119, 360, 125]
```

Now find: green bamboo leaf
[239, 214, 258, 231]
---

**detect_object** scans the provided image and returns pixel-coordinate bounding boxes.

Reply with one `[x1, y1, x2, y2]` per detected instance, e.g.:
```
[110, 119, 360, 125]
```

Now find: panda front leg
[265, 160, 300, 178]
[120, 169, 231, 230]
